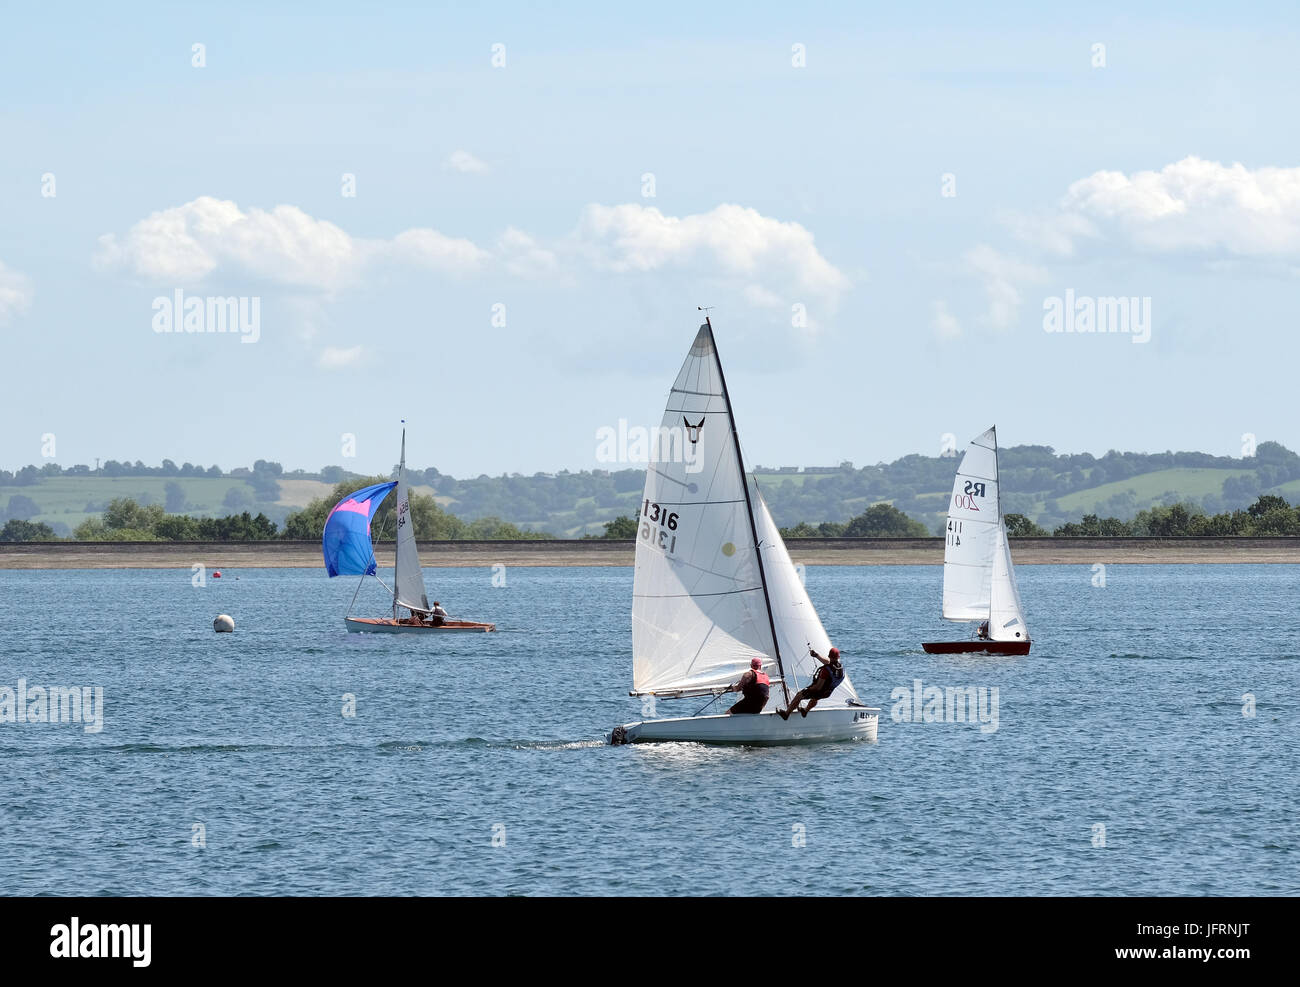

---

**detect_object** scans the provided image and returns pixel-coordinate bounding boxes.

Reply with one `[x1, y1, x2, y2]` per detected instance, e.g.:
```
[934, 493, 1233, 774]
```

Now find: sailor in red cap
[778, 646, 846, 719]
[726, 656, 771, 714]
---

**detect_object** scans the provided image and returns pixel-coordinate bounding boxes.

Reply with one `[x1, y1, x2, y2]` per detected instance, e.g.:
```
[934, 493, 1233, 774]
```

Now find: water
[0, 564, 1295, 895]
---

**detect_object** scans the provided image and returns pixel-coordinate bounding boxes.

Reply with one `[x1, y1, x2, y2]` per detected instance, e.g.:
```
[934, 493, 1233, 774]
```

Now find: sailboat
[322, 429, 496, 633]
[609, 317, 879, 745]
[921, 426, 1030, 655]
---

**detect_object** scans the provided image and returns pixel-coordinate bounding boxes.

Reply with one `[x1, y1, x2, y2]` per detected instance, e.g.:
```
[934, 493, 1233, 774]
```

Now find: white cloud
[1001, 210, 1098, 258]
[388, 229, 489, 273]
[497, 227, 560, 279]
[444, 150, 489, 174]
[95, 197, 487, 289]
[742, 284, 784, 309]
[931, 300, 961, 339]
[964, 245, 1046, 330]
[574, 202, 851, 308]
[1015, 157, 1300, 258]
[317, 345, 365, 369]
[95, 199, 849, 333]
[0, 262, 34, 324]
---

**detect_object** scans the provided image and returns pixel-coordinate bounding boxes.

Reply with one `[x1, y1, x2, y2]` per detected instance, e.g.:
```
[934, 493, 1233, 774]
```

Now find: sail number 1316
[641, 500, 679, 554]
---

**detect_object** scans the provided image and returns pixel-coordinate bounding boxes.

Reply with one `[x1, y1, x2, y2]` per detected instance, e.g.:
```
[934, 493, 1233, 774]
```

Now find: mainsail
[630, 320, 858, 707]
[941, 426, 1029, 641]
[392, 429, 430, 614]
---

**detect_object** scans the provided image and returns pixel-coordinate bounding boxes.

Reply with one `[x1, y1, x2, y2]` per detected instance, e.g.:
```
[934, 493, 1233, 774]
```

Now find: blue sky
[3, 2, 1299, 477]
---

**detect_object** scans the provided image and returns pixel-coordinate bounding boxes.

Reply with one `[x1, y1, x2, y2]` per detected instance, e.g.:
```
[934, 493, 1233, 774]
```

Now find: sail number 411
[641, 500, 679, 554]
[946, 519, 963, 546]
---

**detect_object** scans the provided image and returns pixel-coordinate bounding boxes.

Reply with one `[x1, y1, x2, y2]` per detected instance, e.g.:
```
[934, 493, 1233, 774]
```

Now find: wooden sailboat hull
[344, 617, 496, 633]
[921, 640, 1030, 655]
[610, 706, 879, 746]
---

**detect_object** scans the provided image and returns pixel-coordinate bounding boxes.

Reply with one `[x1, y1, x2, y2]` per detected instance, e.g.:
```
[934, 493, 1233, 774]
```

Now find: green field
[0, 475, 334, 531]
[753, 471, 818, 488]
[1045, 468, 1255, 514]
[1268, 478, 1300, 499]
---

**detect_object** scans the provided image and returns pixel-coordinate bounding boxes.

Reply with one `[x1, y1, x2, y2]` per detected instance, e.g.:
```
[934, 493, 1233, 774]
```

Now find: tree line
[1003, 495, 1300, 537]
[0, 477, 553, 542]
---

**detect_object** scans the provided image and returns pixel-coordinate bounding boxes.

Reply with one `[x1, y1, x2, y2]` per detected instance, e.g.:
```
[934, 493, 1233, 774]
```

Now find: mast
[393, 426, 404, 620]
[702, 314, 790, 707]
[991, 424, 999, 624]
[992, 424, 1002, 524]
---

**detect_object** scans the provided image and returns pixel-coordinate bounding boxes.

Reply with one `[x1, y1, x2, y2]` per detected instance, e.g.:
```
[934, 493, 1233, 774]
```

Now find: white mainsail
[392, 430, 430, 614]
[940, 426, 1028, 639]
[631, 324, 776, 697]
[630, 320, 860, 708]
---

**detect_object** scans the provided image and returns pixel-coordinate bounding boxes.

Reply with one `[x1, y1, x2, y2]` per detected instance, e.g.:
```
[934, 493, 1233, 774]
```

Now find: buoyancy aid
[814, 660, 845, 693]
[743, 669, 771, 704]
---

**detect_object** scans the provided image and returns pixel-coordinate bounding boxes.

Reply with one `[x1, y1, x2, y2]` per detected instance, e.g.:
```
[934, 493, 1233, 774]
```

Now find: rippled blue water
[0, 563, 1295, 895]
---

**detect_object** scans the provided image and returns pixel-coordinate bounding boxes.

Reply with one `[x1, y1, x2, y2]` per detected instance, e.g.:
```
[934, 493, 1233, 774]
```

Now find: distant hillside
[3, 441, 1297, 537]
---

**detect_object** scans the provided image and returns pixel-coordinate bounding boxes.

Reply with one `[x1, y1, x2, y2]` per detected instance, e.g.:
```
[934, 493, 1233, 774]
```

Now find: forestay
[631, 324, 777, 697]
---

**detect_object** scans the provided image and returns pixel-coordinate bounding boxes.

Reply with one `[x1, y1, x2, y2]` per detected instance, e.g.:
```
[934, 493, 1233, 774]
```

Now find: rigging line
[633, 586, 764, 599]
[692, 691, 727, 716]
[645, 466, 696, 490]
[347, 573, 365, 617]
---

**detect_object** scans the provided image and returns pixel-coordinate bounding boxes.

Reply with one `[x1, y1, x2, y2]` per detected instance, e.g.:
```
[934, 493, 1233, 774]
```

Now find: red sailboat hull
[921, 640, 1030, 655]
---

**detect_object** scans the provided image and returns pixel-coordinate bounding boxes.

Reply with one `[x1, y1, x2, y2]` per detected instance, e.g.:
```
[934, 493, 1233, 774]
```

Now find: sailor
[726, 657, 770, 714]
[977, 620, 990, 640]
[778, 646, 845, 719]
[430, 601, 449, 627]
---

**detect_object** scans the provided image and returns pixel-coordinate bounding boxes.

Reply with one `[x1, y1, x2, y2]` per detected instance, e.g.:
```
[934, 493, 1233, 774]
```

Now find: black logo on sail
[683, 417, 704, 445]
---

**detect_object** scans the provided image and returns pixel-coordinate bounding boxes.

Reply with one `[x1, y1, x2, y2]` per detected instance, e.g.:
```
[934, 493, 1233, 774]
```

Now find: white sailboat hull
[610, 707, 879, 746]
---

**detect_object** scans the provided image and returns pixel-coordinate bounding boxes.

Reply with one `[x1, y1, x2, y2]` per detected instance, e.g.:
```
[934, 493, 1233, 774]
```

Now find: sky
[2, 1, 1299, 478]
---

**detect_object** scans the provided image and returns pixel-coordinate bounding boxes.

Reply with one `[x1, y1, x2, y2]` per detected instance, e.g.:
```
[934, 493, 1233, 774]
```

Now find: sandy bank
[0, 537, 1295, 569]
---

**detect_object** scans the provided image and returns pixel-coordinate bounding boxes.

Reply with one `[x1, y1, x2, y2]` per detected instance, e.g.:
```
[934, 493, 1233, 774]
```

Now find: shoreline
[0, 537, 1296, 569]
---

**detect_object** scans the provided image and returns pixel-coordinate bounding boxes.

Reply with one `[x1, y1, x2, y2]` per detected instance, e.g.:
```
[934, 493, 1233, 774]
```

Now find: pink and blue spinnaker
[322, 481, 397, 577]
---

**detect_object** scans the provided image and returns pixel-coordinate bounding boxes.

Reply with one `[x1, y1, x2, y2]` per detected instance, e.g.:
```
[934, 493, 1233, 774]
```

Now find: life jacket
[816, 660, 845, 692]
[743, 669, 770, 704]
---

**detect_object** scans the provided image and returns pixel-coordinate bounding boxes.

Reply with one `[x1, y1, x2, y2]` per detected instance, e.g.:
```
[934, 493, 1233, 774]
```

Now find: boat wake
[2, 738, 606, 758]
